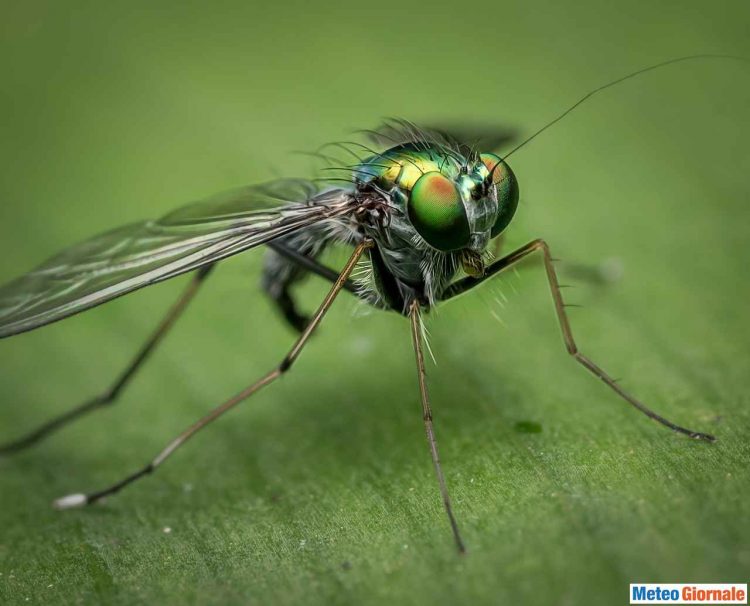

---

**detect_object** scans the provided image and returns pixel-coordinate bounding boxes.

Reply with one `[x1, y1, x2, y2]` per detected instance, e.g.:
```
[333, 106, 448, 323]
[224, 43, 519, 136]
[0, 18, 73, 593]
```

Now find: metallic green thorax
[354, 144, 465, 201]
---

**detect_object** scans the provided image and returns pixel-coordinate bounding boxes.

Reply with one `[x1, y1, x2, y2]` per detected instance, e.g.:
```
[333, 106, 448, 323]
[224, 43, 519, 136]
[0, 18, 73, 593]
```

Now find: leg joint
[529, 238, 549, 254]
[98, 395, 117, 407]
[278, 357, 292, 374]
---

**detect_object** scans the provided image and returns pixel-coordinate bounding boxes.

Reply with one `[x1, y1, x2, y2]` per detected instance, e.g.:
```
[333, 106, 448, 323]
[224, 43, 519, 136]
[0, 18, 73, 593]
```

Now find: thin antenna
[495, 54, 747, 170]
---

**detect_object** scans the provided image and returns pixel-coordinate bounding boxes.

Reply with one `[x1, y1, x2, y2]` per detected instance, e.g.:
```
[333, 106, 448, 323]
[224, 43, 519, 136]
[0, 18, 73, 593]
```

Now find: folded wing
[0, 179, 354, 338]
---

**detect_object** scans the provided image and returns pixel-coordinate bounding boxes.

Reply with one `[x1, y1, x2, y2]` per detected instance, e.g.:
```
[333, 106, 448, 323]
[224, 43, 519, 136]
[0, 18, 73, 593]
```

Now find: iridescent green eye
[407, 172, 470, 251]
[481, 153, 519, 237]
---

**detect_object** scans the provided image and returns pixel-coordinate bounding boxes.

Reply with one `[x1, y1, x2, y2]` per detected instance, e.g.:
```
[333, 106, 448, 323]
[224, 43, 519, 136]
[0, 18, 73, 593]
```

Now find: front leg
[441, 239, 715, 442]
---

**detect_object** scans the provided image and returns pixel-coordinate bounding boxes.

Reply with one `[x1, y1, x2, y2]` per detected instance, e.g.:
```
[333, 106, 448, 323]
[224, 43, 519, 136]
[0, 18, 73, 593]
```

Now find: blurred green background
[1, 1, 749, 604]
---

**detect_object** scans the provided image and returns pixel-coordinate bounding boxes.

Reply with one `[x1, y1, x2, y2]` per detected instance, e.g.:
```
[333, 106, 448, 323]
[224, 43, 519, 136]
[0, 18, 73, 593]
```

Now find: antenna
[489, 54, 747, 178]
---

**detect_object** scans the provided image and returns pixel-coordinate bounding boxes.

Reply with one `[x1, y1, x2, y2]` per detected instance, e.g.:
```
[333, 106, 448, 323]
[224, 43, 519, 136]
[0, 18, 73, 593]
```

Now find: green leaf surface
[1, 1, 749, 604]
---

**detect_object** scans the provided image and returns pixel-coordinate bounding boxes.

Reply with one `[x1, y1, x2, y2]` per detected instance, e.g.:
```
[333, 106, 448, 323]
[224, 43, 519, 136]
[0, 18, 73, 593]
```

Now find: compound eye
[407, 172, 470, 251]
[480, 153, 520, 237]
[480, 152, 510, 187]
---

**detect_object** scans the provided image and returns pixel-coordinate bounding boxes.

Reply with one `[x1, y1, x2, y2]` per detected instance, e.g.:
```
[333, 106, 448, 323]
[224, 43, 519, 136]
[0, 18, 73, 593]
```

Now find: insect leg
[441, 239, 715, 442]
[264, 240, 362, 332]
[489, 234, 615, 286]
[53, 240, 372, 509]
[0, 264, 215, 455]
[409, 300, 466, 554]
[266, 241, 360, 294]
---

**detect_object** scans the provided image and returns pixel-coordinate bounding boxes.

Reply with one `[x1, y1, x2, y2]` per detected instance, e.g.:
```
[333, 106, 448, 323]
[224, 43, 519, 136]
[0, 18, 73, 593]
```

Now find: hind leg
[0, 265, 215, 454]
[262, 236, 365, 332]
[262, 234, 325, 332]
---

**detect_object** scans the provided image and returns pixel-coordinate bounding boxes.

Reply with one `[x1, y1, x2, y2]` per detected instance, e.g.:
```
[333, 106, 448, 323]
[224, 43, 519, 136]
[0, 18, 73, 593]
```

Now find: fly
[0, 55, 743, 554]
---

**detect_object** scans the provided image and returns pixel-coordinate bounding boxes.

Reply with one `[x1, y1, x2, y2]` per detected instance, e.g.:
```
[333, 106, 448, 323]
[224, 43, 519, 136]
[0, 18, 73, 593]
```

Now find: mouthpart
[460, 249, 485, 277]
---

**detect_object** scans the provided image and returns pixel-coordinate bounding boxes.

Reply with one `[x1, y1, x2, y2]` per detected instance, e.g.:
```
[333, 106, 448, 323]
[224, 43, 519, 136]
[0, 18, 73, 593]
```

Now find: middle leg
[409, 300, 466, 554]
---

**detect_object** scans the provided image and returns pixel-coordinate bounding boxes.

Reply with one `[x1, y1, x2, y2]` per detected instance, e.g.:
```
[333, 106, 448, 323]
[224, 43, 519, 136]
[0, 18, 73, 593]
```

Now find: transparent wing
[365, 118, 519, 152]
[0, 179, 354, 338]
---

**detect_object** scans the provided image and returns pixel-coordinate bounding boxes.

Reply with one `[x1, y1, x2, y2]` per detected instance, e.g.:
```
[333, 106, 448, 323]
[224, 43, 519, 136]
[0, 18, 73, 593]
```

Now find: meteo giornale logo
[630, 584, 747, 604]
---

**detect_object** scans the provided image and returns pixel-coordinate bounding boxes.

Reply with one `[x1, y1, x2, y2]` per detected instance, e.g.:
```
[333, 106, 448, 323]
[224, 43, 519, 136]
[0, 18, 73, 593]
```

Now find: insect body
[260, 140, 519, 331]
[0, 56, 736, 553]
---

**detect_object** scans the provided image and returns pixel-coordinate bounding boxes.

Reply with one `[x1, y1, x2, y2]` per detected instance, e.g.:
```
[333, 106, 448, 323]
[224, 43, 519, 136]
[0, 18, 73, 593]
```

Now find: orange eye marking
[480, 153, 506, 185]
[427, 176, 456, 199]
